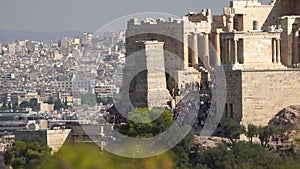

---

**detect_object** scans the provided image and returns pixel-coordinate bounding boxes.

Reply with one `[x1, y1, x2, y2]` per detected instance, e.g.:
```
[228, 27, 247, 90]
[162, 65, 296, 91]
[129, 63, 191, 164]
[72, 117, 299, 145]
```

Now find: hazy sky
[0, 0, 271, 33]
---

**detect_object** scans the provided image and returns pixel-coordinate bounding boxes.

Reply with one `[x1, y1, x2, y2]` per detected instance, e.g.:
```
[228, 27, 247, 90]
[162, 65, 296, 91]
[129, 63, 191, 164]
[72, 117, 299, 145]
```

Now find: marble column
[276, 38, 281, 64]
[293, 29, 299, 64]
[272, 38, 276, 63]
[233, 39, 238, 64]
[214, 30, 221, 66]
[184, 33, 189, 69]
[192, 33, 198, 67]
[228, 39, 232, 64]
[224, 39, 228, 64]
[204, 33, 210, 67]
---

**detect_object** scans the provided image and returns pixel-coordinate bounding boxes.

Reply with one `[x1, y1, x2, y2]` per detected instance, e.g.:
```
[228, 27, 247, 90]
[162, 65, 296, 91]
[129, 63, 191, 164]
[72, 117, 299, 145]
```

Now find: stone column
[224, 39, 228, 64]
[184, 33, 189, 69]
[192, 33, 198, 67]
[226, 14, 234, 32]
[293, 29, 299, 64]
[276, 38, 281, 64]
[214, 30, 221, 66]
[272, 38, 276, 63]
[233, 39, 238, 64]
[204, 33, 210, 67]
[228, 39, 232, 64]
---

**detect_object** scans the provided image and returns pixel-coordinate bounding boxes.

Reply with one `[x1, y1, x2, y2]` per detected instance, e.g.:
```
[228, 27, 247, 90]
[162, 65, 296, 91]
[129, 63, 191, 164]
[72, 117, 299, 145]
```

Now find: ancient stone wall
[126, 18, 185, 71]
[240, 69, 300, 126]
[224, 70, 243, 122]
[242, 33, 274, 64]
[227, 1, 274, 31]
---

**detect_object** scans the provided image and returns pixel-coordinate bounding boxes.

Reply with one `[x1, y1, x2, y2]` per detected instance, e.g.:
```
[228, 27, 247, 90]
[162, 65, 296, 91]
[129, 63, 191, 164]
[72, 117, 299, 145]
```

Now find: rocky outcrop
[193, 136, 231, 150]
[269, 105, 300, 132]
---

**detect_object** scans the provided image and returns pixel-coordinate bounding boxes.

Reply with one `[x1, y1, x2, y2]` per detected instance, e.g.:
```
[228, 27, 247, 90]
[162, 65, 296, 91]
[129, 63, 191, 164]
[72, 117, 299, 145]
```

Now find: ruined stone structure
[124, 0, 300, 127]
[124, 16, 212, 108]
[123, 41, 171, 108]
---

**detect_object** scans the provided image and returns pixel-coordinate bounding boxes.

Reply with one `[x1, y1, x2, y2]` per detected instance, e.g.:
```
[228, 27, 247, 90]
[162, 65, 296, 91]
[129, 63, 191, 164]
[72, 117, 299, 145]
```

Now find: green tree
[42, 143, 174, 169]
[231, 142, 277, 169]
[8, 101, 12, 112]
[196, 142, 279, 169]
[197, 144, 236, 169]
[223, 119, 245, 144]
[63, 99, 68, 108]
[171, 131, 194, 169]
[12, 100, 19, 112]
[245, 124, 258, 143]
[117, 108, 173, 138]
[116, 108, 193, 169]
[20, 101, 30, 109]
[1, 100, 7, 111]
[4, 141, 52, 169]
[29, 98, 38, 110]
[54, 99, 65, 111]
[258, 126, 278, 147]
[46, 97, 54, 104]
[277, 152, 300, 169]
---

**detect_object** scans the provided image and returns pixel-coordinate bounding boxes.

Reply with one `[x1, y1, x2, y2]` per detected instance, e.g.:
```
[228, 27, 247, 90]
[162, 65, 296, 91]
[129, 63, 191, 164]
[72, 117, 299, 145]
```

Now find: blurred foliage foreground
[42, 143, 174, 169]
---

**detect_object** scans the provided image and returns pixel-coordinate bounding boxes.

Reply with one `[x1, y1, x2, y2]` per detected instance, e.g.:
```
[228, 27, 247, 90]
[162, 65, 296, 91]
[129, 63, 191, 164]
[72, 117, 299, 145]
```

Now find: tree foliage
[116, 108, 193, 169]
[258, 126, 278, 147]
[42, 143, 174, 169]
[116, 108, 173, 138]
[20, 101, 30, 109]
[245, 124, 258, 143]
[29, 98, 38, 110]
[54, 99, 68, 111]
[196, 142, 278, 169]
[223, 119, 245, 143]
[12, 99, 19, 112]
[4, 141, 52, 169]
[1, 100, 7, 111]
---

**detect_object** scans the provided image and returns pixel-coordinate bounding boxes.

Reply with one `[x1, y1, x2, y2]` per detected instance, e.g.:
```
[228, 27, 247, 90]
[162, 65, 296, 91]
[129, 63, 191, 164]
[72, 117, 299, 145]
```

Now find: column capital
[201, 32, 210, 36]
[216, 28, 223, 34]
[213, 28, 223, 34]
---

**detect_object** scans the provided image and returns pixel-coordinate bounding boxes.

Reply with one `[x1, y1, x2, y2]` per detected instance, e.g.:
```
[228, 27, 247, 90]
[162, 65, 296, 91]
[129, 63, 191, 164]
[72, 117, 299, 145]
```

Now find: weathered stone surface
[269, 105, 300, 131]
[194, 136, 231, 150]
[122, 41, 171, 109]
[224, 69, 300, 127]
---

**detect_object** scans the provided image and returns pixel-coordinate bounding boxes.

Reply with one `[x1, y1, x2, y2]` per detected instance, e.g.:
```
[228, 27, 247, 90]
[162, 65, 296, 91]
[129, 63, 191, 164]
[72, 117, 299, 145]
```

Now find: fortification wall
[240, 69, 300, 126]
[126, 18, 185, 71]
[224, 70, 243, 122]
